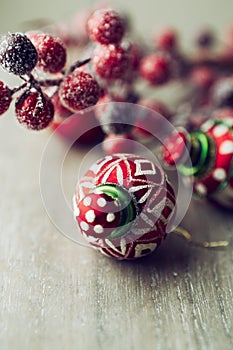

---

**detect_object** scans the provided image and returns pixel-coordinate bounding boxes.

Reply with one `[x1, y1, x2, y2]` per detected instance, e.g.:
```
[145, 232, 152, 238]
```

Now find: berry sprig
[0, 32, 101, 130]
[0, 7, 232, 142]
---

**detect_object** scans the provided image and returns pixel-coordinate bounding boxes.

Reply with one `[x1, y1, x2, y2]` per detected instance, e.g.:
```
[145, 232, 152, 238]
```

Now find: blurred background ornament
[162, 117, 233, 208]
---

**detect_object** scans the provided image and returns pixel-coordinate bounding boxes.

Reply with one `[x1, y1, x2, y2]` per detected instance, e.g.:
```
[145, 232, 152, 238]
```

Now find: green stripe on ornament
[92, 183, 139, 239]
[178, 131, 210, 177]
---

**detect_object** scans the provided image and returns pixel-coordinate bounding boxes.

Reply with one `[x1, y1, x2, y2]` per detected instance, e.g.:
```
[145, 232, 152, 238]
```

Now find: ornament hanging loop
[172, 226, 229, 248]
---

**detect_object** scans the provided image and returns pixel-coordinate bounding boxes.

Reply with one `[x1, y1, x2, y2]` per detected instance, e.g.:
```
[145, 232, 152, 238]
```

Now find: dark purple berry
[0, 33, 38, 75]
[195, 29, 215, 48]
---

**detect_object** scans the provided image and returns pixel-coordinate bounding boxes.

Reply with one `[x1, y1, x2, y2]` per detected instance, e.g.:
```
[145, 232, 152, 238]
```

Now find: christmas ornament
[73, 153, 176, 260]
[162, 117, 233, 208]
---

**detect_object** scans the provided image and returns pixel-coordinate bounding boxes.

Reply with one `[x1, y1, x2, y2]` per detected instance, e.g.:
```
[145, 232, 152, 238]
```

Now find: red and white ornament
[73, 154, 176, 260]
[162, 117, 233, 208]
[198, 117, 233, 207]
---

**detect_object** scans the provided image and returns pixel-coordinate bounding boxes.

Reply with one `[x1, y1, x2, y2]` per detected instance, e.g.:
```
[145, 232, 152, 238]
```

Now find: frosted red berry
[0, 81, 12, 115]
[28, 33, 66, 74]
[59, 69, 100, 112]
[92, 44, 129, 80]
[140, 54, 171, 85]
[154, 28, 177, 52]
[15, 91, 54, 130]
[0, 32, 38, 75]
[87, 9, 125, 45]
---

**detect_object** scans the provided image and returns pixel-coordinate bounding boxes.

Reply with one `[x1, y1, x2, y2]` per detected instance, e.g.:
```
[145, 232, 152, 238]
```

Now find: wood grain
[0, 113, 233, 350]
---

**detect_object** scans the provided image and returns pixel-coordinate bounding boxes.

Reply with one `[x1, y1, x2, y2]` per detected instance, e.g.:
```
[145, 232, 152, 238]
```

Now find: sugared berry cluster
[0, 6, 232, 145]
[0, 32, 100, 130]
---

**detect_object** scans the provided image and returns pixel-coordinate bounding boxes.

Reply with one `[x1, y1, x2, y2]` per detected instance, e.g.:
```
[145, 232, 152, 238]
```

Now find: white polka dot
[167, 143, 174, 150]
[85, 210, 96, 223]
[201, 120, 214, 132]
[195, 183, 207, 195]
[173, 152, 180, 160]
[83, 196, 92, 207]
[213, 124, 229, 137]
[94, 225, 104, 234]
[177, 137, 183, 145]
[97, 197, 107, 207]
[213, 168, 227, 181]
[106, 213, 115, 223]
[219, 141, 233, 155]
[80, 221, 89, 231]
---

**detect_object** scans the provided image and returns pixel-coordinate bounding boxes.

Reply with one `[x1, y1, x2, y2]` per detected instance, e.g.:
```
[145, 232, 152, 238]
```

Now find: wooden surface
[0, 110, 233, 350]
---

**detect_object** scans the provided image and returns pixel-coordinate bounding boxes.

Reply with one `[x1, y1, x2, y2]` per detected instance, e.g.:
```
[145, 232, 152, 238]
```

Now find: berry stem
[24, 73, 60, 95]
[26, 73, 47, 100]
[185, 56, 233, 75]
[11, 82, 28, 96]
[13, 58, 92, 96]
[67, 58, 91, 74]
[37, 78, 63, 87]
